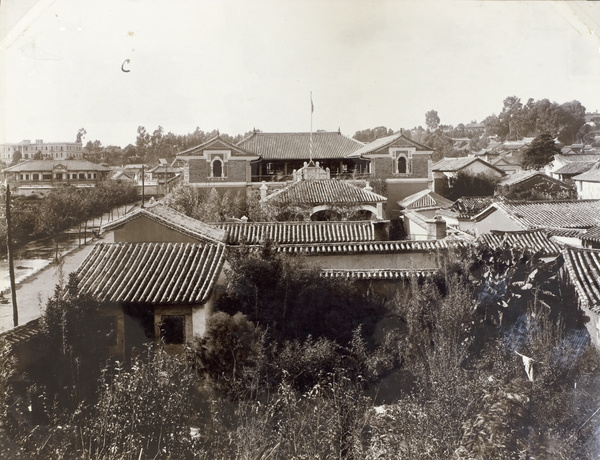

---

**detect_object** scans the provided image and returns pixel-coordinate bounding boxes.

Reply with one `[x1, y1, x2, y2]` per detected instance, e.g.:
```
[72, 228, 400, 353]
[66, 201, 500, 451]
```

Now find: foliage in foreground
[5, 244, 600, 459]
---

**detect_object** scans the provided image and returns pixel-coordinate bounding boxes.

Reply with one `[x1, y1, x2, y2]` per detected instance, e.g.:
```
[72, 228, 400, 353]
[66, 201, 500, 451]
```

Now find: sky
[1, 0, 600, 148]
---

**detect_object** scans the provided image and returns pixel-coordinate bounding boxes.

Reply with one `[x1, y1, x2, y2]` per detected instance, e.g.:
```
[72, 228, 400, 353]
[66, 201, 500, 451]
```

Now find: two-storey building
[2, 160, 111, 195]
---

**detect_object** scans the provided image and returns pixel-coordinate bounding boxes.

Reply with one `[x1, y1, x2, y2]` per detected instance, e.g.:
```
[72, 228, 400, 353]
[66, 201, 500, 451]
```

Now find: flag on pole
[311, 92, 314, 113]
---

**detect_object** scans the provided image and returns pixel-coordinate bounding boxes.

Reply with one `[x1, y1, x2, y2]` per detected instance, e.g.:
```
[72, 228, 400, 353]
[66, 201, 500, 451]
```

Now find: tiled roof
[582, 226, 600, 243]
[321, 269, 437, 280]
[102, 204, 227, 244]
[177, 135, 257, 157]
[397, 189, 453, 210]
[479, 230, 561, 256]
[451, 196, 497, 215]
[213, 221, 375, 244]
[264, 179, 387, 205]
[0, 318, 42, 347]
[237, 131, 364, 160]
[554, 154, 600, 164]
[148, 165, 182, 173]
[77, 242, 226, 305]
[499, 171, 560, 187]
[432, 157, 504, 174]
[546, 228, 587, 238]
[553, 162, 596, 175]
[478, 200, 600, 229]
[349, 133, 433, 157]
[2, 160, 111, 172]
[264, 239, 468, 255]
[562, 248, 600, 313]
[573, 163, 600, 183]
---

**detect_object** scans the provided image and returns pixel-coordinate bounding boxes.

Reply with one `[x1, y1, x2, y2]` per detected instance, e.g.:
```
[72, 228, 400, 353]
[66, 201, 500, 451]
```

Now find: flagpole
[310, 92, 313, 164]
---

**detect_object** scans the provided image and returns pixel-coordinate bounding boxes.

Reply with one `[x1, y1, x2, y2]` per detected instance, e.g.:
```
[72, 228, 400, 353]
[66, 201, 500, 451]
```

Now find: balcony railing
[250, 171, 371, 183]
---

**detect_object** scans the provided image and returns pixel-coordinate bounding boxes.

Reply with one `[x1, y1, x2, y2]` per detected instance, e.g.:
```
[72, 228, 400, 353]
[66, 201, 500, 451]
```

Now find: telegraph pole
[5, 184, 18, 326]
[141, 164, 145, 208]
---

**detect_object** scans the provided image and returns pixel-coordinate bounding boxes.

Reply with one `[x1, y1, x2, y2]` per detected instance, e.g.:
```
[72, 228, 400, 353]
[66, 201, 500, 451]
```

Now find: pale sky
[1, 1, 600, 147]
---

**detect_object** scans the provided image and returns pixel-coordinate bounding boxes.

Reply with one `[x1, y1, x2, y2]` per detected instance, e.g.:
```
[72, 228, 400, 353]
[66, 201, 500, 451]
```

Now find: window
[159, 316, 185, 344]
[398, 157, 407, 174]
[55, 173, 63, 180]
[79, 173, 86, 179]
[212, 158, 223, 178]
[32, 174, 39, 180]
[42, 174, 52, 180]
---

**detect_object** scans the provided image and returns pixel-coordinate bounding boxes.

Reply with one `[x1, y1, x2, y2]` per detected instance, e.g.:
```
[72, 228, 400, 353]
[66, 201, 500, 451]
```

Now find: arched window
[397, 156, 407, 174]
[212, 158, 223, 178]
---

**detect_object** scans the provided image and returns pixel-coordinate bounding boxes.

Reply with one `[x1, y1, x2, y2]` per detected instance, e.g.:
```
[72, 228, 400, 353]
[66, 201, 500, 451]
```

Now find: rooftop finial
[217, 129, 220, 137]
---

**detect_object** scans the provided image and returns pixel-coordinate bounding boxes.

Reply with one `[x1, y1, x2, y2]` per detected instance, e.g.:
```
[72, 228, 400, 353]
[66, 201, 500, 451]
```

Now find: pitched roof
[553, 154, 600, 164]
[573, 163, 600, 183]
[397, 189, 454, 210]
[102, 203, 227, 244]
[237, 131, 364, 160]
[478, 229, 561, 256]
[321, 269, 437, 280]
[553, 162, 596, 175]
[177, 135, 257, 157]
[213, 221, 375, 244]
[432, 157, 504, 174]
[77, 242, 226, 305]
[349, 133, 433, 157]
[0, 318, 42, 347]
[499, 170, 567, 187]
[451, 196, 497, 216]
[266, 239, 468, 255]
[562, 247, 600, 313]
[582, 226, 600, 243]
[475, 200, 600, 229]
[264, 179, 387, 205]
[2, 159, 111, 172]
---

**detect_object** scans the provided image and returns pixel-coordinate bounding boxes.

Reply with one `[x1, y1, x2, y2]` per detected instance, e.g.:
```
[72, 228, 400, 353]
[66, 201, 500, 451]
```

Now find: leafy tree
[34, 274, 112, 420]
[217, 244, 383, 343]
[353, 126, 394, 143]
[10, 150, 22, 165]
[425, 110, 440, 131]
[85, 348, 197, 459]
[76, 128, 87, 143]
[521, 133, 561, 170]
[437, 171, 500, 201]
[191, 312, 266, 399]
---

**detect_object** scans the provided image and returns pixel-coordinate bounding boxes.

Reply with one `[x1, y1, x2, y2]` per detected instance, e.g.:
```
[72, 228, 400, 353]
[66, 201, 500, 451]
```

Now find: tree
[85, 348, 196, 459]
[10, 150, 22, 165]
[353, 126, 394, 143]
[217, 244, 382, 343]
[521, 133, 561, 170]
[192, 312, 266, 399]
[76, 128, 87, 143]
[437, 171, 500, 200]
[425, 110, 440, 131]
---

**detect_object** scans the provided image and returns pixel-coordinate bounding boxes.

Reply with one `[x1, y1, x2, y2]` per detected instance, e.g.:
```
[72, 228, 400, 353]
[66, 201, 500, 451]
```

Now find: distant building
[0, 139, 83, 163]
[177, 131, 435, 219]
[431, 157, 505, 193]
[573, 162, 600, 199]
[2, 159, 111, 195]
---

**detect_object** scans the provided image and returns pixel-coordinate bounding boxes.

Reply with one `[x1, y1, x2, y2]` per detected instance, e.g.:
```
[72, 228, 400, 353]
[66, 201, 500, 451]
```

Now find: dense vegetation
[2, 242, 600, 459]
[0, 181, 137, 252]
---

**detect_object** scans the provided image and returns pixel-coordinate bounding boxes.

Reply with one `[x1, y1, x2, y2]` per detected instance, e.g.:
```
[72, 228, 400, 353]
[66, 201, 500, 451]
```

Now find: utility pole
[141, 164, 145, 208]
[5, 184, 18, 326]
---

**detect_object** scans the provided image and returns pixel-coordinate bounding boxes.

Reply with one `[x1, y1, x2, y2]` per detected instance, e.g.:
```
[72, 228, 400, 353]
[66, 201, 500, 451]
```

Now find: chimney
[260, 181, 268, 201]
[427, 216, 446, 239]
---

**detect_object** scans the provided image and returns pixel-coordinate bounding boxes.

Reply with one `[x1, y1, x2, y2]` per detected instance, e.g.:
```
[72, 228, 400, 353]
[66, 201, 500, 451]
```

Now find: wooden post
[5, 185, 18, 326]
[141, 164, 145, 208]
